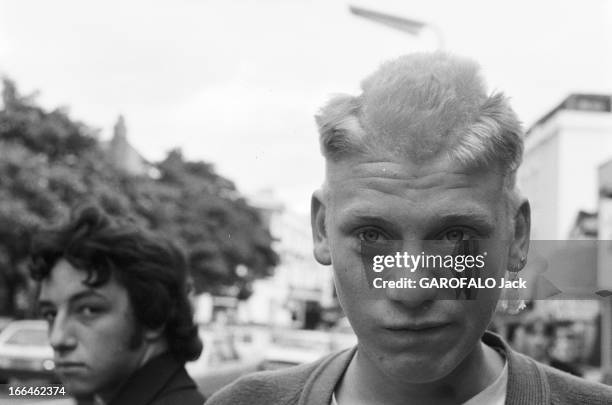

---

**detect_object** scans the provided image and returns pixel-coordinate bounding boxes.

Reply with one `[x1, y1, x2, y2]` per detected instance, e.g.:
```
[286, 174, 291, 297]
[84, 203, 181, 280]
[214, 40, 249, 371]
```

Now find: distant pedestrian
[522, 318, 583, 377]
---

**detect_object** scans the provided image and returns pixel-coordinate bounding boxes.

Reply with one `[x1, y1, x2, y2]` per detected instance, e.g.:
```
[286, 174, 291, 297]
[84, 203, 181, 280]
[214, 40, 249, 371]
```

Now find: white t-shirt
[462, 360, 508, 405]
[331, 360, 508, 405]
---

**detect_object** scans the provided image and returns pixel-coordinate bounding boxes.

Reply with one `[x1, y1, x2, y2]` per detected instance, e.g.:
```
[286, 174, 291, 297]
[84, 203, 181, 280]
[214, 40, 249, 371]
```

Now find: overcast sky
[1, 0, 611, 213]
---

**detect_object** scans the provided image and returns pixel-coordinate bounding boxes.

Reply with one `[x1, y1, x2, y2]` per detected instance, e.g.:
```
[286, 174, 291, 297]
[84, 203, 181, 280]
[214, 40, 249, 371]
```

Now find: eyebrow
[340, 213, 397, 227]
[434, 213, 496, 233]
[339, 205, 496, 235]
[38, 290, 108, 308]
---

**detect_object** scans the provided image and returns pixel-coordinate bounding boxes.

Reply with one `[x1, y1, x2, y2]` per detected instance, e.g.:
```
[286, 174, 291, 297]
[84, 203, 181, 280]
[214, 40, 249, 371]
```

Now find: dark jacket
[108, 352, 205, 405]
[206, 332, 612, 405]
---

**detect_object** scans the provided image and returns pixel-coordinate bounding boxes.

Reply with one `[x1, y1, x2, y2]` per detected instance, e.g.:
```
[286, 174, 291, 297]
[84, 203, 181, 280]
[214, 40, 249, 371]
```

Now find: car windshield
[5, 328, 49, 347]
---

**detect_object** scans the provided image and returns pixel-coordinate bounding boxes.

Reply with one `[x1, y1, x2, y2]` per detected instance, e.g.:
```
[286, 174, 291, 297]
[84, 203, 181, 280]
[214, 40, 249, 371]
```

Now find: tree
[0, 79, 278, 316]
[124, 148, 278, 295]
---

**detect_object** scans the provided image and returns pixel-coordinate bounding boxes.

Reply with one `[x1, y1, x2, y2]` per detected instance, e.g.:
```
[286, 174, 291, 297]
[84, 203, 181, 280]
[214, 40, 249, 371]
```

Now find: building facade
[518, 94, 612, 240]
[240, 190, 335, 328]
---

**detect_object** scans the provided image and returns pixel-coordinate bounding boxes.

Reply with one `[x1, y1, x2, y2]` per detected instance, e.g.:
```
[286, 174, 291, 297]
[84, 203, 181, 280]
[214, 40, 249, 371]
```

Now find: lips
[54, 361, 87, 372]
[384, 322, 450, 332]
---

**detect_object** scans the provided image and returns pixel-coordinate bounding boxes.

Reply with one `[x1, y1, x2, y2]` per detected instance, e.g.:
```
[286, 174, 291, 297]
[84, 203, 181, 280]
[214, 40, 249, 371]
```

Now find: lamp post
[349, 5, 444, 50]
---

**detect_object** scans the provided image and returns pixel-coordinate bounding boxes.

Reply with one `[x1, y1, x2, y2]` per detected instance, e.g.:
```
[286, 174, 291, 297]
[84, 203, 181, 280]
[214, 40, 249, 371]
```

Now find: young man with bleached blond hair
[207, 52, 612, 405]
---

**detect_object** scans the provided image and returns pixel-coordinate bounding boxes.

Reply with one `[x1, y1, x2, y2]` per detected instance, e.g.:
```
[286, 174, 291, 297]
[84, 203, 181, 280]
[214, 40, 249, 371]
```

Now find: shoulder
[206, 350, 350, 405]
[149, 390, 205, 405]
[484, 331, 612, 405]
[150, 366, 206, 405]
[541, 363, 612, 405]
[107, 354, 206, 405]
[205, 362, 319, 405]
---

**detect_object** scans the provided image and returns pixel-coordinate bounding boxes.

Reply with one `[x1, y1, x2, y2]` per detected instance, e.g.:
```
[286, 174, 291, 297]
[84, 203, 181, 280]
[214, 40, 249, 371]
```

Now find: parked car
[186, 328, 262, 398]
[0, 320, 56, 383]
[0, 317, 13, 332]
[258, 321, 358, 371]
[258, 329, 336, 371]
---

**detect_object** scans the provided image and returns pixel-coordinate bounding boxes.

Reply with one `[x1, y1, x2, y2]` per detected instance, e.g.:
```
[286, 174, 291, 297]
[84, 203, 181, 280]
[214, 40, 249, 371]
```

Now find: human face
[312, 154, 529, 383]
[523, 323, 551, 362]
[38, 260, 146, 398]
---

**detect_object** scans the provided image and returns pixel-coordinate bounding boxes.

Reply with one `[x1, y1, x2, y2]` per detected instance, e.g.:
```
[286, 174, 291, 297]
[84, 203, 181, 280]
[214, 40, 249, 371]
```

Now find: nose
[383, 241, 438, 308]
[49, 313, 77, 355]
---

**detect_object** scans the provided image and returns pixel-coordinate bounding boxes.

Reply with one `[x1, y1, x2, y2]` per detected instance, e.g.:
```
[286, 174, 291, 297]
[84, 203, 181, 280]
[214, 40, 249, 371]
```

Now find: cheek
[329, 234, 368, 289]
[332, 268, 357, 315]
[331, 260, 381, 337]
[79, 326, 141, 388]
[456, 300, 497, 343]
[79, 313, 139, 364]
[60, 334, 138, 397]
[332, 253, 369, 304]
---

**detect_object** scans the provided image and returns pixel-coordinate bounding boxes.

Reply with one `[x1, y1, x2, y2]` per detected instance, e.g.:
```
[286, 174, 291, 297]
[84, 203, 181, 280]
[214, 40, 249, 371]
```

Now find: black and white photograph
[1, 1, 612, 404]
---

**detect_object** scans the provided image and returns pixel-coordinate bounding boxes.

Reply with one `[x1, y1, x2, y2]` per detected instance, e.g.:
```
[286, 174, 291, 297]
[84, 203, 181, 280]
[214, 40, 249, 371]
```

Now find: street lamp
[349, 5, 444, 50]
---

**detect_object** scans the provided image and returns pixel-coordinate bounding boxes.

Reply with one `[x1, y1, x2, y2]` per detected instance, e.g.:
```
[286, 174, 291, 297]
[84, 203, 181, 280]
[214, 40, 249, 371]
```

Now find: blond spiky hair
[315, 52, 524, 178]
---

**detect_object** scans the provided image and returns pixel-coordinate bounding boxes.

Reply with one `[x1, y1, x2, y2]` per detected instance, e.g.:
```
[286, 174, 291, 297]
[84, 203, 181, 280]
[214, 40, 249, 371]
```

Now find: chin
[59, 377, 97, 398]
[400, 363, 453, 383]
[378, 349, 460, 384]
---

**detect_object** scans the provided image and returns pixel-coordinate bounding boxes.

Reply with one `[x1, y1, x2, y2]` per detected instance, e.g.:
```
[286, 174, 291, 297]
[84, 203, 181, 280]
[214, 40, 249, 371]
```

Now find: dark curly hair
[29, 203, 203, 363]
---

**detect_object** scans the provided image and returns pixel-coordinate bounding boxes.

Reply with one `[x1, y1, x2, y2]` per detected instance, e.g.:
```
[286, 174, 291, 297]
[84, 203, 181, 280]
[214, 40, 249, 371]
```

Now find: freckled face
[38, 260, 145, 398]
[317, 155, 513, 382]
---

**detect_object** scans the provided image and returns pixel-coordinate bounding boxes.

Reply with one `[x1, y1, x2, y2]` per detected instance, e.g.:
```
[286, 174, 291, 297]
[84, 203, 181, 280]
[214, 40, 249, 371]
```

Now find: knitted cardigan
[206, 332, 612, 405]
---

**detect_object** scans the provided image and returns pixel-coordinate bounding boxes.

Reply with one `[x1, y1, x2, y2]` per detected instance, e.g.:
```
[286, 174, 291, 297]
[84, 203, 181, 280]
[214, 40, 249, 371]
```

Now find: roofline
[526, 93, 612, 136]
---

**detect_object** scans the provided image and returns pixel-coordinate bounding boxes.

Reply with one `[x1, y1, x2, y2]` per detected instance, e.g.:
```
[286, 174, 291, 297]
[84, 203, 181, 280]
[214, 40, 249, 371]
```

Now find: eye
[77, 305, 101, 317]
[40, 310, 56, 325]
[357, 228, 388, 243]
[444, 229, 466, 241]
[441, 227, 481, 241]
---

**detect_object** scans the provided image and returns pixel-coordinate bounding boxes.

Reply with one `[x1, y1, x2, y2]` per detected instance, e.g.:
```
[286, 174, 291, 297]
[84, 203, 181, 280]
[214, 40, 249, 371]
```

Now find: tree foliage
[0, 78, 278, 316]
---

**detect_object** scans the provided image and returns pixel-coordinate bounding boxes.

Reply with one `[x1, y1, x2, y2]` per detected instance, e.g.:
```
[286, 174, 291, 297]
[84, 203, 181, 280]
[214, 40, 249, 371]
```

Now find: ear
[508, 199, 531, 270]
[311, 190, 331, 265]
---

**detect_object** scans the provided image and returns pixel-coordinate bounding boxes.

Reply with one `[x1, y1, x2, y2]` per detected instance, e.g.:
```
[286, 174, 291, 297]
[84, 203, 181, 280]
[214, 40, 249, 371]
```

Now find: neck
[337, 341, 503, 405]
[139, 340, 169, 367]
[96, 340, 169, 404]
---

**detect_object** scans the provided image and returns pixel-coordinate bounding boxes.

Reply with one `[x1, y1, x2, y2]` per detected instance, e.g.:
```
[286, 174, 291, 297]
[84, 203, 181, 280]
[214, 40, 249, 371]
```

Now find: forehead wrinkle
[326, 157, 508, 221]
[328, 163, 476, 193]
[330, 183, 479, 222]
[361, 173, 474, 191]
[328, 178, 506, 235]
[328, 152, 504, 186]
[334, 200, 417, 228]
[336, 185, 496, 213]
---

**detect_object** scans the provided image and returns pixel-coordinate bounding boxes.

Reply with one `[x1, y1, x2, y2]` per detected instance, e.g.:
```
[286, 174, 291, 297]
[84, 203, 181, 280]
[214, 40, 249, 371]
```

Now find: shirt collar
[483, 332, 550, 404]
[105, 351, 186, 405]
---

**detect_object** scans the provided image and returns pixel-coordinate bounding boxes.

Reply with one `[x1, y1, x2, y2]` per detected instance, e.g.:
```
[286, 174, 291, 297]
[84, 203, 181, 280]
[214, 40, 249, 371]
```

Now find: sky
[1, 0, 611, 213]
